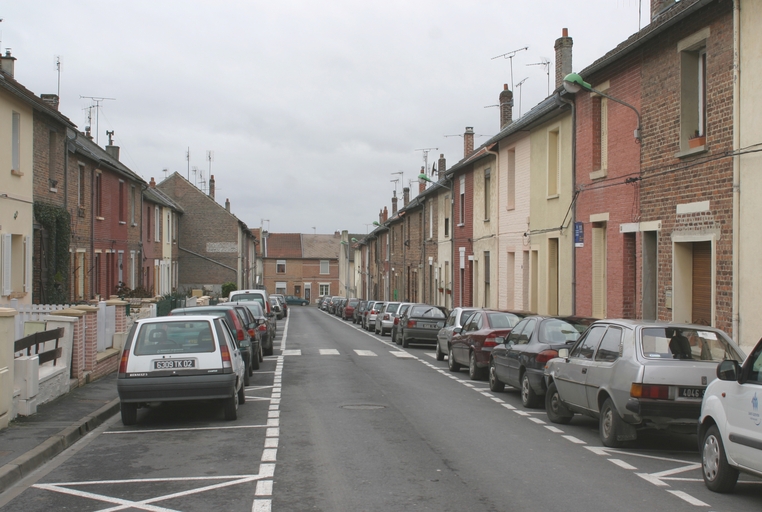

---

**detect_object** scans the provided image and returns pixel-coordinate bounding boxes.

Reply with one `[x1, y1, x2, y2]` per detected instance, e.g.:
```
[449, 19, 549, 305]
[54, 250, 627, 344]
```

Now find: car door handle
[581, 368, 587, 374]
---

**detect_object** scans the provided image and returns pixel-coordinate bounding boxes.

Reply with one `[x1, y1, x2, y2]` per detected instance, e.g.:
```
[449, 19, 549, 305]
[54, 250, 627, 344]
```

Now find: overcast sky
[4, 0, 649, 235]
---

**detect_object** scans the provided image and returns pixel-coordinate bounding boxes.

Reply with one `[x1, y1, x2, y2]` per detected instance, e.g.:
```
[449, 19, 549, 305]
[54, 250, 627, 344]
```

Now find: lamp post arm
[589, 87, 641, 142]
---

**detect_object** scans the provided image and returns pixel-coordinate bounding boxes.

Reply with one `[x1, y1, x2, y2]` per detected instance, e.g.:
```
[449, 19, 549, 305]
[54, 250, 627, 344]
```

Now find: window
[547, 128, 560, 197]
[320, 260, 329, 274]
[459, 176, 465, 225]
[319, 283, 330, 296]
[429, 200, 433, 239]
[571, 325, 606, 360]
[484, 168, 491, 220]
[118, 180, 125, 223]
[679, 28, 709, 151]
[294, 285, 301, 296]
[78, 164, 86, 207]
[146, 206, 152, 241]
[11, 112, 20, 173]
[506, 149, 516, 210]
[95, 172, 103, 217]
[0, 234, 31, 297]
[76, 251, 86, 300]
[595, 327, 622, 362]
[130, 186, 136, 225]
[276, 282, 286, 295]
[444, 193, 450, 237]
[484, 251, 490, 308]
[166, 211, 171, 244]
[154, 207, 161, 242]
[276, 259, 286, 273]
[173, 214, 178, 242]
[48, 131, 57, 187]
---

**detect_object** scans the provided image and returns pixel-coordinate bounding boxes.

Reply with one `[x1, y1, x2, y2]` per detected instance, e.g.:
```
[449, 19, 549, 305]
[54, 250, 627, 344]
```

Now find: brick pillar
[106, 299, 129, 332]
[48, 308, 86, 383]
[73, 305, 100, 372]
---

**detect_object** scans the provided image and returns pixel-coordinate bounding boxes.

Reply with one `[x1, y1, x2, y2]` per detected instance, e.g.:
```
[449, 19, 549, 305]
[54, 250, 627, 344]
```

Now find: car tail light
[483, 336, 499, 348]
[407, 320, 416, 328]
[220, 343, 232, 369]
[535, 349, 559, 363]
[258, 324, 267, 332]
[631, 383, 670, 400]
[248, 328, 256, 338]
[394, 318, 399, 325]
[118, 348, 130, 374]
[384, 314, 390, 320]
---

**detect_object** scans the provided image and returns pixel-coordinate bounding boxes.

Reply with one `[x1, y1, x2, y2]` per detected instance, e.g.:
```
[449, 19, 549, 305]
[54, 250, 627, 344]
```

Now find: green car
[285, 295, 309, 306]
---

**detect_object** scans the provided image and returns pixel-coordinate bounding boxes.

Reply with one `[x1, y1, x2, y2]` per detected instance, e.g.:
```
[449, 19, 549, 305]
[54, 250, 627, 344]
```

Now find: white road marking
[319, 349, 340, 355]
[354, 350, 377, 356]
[424, 352, 437, 359]
[666, 490, 709, 507]
[281, 349, 301, 356]
[584, 446, 609, 456]
[390, 351, 415, 358]
[651, 463, 702, 478]
[268, 411, 280, 418]
[513, 410, 529, 416]
[255, 480, 273, 496]
[264, 438, 279, 448]
[261, 449, 277, 462]
[266, 428, 279, 437]
[562, 435, 586, 444]
[544, 426, 564, 433]
[105, 424, 271, 435]
[608, 459, 638, 470]
[528, 417, 546, 425]
[636, 473, 669, 486]
[252, 500, 272, 512]
[490, 397, 504, 403]
[501, 403, 516, 410]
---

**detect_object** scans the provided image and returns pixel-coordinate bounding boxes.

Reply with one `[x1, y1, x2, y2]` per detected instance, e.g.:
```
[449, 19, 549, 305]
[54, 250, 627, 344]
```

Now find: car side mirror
[240, 339, 251, 348]
[258, 318, 267, 325]
[558, 348, 570, 359]
[716, 360, 740, 382]
[495, 336, 505, 345]
[453, 327, 462, 334]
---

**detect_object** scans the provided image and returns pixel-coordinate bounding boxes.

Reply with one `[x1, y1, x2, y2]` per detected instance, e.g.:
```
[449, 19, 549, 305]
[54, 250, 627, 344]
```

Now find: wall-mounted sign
[574, 222, 584, 248]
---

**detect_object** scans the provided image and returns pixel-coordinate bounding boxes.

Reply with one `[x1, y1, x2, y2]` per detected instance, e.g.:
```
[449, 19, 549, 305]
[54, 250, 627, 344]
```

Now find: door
[692, 241, 711, 325]
[504, 318, 536, 386]
[584, 326, 622, 413]
[554, 325, 607, 412]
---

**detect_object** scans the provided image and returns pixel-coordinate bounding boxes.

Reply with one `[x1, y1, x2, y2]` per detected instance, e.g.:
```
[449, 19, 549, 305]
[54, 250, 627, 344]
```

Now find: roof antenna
[79, 95, 115, 145]
[515, 77, 529, 118]
[491, 46, 529, 91]
[527, 57, 551, 97]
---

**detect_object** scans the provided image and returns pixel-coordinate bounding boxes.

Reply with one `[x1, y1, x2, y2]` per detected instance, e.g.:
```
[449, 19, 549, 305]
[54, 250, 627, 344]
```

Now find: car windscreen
[485, 312, 521, 329]
[539, 319, 587, 344]
[410, 306, 446, 318]
[640, 327, 743, 362]
[134, 321, 217, 355]
[229, 293, 266, 307]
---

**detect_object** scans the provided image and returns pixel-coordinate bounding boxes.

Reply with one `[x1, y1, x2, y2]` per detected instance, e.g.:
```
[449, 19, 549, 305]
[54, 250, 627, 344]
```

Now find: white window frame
[276, 259, 286, 273]
[319, 283, 330, 296]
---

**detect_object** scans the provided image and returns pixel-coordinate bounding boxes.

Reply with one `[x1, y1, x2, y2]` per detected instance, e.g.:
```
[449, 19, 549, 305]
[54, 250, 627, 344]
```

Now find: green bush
[221, 282, 237, 299]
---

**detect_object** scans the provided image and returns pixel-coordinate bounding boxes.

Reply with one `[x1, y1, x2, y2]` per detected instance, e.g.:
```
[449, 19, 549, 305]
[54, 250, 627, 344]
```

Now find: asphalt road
[3, 306, 762, 511]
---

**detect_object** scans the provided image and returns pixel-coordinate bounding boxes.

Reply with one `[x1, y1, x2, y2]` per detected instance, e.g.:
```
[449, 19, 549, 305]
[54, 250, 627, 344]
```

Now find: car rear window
[485, 312, 521, 329]
[640, 327, 743, 362]
[386, 303, 400, 314]
[229, 293, 266, 307]
[134, 321, 217, 355]
[410, 306, 445, 318]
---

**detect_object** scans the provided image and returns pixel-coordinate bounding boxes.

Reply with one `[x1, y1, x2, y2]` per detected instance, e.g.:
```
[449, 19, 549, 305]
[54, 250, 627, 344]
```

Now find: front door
[554, 325, 607, 412]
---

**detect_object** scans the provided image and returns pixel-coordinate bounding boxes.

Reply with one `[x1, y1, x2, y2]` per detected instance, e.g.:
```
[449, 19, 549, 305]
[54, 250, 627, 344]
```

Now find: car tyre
[435, 342, 445, 361]
[489, 359, 505, 392]
[545, 381, 573, 424]
[401, 335, 409, 348]
[448, 347, 461, 372]
[243, 366, 251, 387]
[224, 393, 239, 421]
[264, 345, 274, 357]
[702, 425, 739, 493]
[469, 351, 484, 380]
[520, 372, 541, 408]
[120, 402, 137, 426]
[600, 397, 626, 448]
[238, 382, 246, 404]
[251, 347, 261, 370]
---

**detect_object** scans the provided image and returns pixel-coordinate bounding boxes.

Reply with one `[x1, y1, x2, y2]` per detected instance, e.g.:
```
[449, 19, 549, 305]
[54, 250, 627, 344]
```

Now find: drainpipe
[556, 91, 576, 315]
[485, 145, 499, 308]
[732, 0, 740, 341]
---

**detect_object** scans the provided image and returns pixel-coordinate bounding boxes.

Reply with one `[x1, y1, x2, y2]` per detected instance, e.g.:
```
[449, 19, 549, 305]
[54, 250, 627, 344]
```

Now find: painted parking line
[354, 350, 377, 356]
[666, 490, 709, 507]
[390, 351, 416, 358]
[281, 349, 301, 356]
[319, 349, 340, 355]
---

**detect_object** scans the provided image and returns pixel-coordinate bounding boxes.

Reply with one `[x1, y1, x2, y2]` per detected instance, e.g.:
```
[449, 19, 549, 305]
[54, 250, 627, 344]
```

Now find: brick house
[386, 189, 407, 302]
[143, 178, 183, 296]
[262, 233, 340, 301]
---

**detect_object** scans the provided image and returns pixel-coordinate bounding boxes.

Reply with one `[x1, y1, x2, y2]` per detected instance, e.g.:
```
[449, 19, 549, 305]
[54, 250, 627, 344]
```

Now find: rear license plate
[678, 387, 704, 399]
[154, 359, 195, 370]
[421, 323, 437, 329]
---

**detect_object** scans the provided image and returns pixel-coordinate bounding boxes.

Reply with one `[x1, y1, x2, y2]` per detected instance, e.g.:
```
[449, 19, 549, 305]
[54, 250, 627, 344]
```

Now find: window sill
[546, 194, 560, 200]
[11, 169, 23, 177]
[589, 169, 607, 180]
[96, 216, 105, 221]
[49, 188, 58, 193]
[457, 223, 465, 227]
[131, 223, 138, 227]
[119, 221, 127, 225]
[675, 145, 707, 159]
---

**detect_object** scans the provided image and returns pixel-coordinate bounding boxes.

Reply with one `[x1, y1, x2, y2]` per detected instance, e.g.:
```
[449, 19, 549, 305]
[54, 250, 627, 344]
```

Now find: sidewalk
[0, 373, 120, 494]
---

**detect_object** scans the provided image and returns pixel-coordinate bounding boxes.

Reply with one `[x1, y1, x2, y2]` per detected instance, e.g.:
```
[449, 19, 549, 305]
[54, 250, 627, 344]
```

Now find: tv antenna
[528, 58, 551, 96]
[391, 171, 404, 192]
[207, 150, 214, 177]
[80, 95, 115, 144]
[415, 148, 438, 177]
[162, 168, 169, 179]
[515, 77, 529, 118]
[390, 178, 400, 194]
[55, 56, 62, 97]
[186, 147, 190, 180]
[491, 46, 528, 91]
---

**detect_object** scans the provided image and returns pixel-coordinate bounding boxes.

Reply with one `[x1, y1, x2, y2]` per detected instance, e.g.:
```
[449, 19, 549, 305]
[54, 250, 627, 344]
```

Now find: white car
[117, 315, 246, 425]
[699, 337, 762, 492]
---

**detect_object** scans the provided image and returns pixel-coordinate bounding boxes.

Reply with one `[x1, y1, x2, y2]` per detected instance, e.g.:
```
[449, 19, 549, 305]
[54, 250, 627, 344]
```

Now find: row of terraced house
[0, 52, 261, 307]
[353, 0, 762, 352]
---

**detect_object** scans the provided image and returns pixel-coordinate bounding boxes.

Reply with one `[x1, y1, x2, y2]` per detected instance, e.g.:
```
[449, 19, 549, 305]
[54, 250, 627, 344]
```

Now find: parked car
[489, 315, 594, 407]
[170, 304, 257, 386]
[436, 307, 479, 361]
[699, 336, 762, 493]
[285, 295, 309, 306]
[343, 298, 360, 321]
[375, 302, 401, 335]
[117, 315, 246, 425]
[366, 301, 386, 331]
[391, 302, 414, 344]
[226, 300, 273, 359]
[327, 296, 342, 314]
[397, 304, 447, 348]
[362, 301, 377, 330]
[544, 320, 745, 447]
[270, 294, 288, 317]
[353, 300, 367, 324]
[449, 310, 524, 380]
[270, 297, 285, 320]
[334, 298, 347, 317]
[229, 289, 273, 320]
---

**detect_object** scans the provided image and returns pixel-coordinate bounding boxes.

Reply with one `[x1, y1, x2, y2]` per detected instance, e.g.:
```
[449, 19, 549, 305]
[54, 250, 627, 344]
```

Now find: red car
[343, 298, 359, 321]
[448, 310, 526, 380]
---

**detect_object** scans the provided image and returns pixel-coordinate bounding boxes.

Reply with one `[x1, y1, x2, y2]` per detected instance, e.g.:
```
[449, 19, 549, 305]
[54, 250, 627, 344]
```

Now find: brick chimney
[383, 206, 388, 223]
[403, 187, 410, 207]
[105, 144, 120, 161]
[392, 191, 398, 215]
[0, 50, 16, 77]
[419, 166, 426, 194]
[651, 0, 675, 21]
[554, 28, 573, 90]
[464, 127, 474, 157]
[225, 198, 230, 212]
[40, 94, 59, 111]
[209, 174, 215, 199]
[499, 85, 513, 129]
[438, 154, 446, 181]
[149, 177, 156, 188]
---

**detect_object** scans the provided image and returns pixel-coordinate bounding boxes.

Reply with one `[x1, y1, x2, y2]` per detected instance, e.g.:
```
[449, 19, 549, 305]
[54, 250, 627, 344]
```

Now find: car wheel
[238, 382, 246, 404]
[251, 348, 261, 370]
[489, 359, 505, 392]
[244, 366, 251, 387]
[521, 372, 541, 408]
[401, 335, 409, 348]
[435, 342, 445, 361]
[448, 347, 461, 372]
[224, 393, 239, 421]
[599, 398, 626, 448]
[468, 351, 484, 381]
[391, 330, 396, 344]
[258, 344, 264, 362]
[702, 425, 739, 493]
[545, 381, 573, 424]
[264, 345, 273, 357]
[120, 402, 137, 426]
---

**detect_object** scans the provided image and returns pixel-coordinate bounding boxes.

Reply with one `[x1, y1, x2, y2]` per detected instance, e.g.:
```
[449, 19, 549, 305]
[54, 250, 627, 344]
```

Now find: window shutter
[24, 235, 31, 293]
[1, 234, 11, 296]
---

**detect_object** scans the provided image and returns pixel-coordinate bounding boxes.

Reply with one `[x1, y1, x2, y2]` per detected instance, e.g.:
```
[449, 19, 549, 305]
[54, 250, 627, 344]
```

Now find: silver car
[374, 302, 401, 336]
[544, 320, 745, 447]
[435, 307, 479, 361]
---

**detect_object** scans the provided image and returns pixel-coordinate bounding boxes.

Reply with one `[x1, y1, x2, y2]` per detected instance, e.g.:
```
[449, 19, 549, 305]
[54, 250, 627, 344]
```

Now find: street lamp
[563, 72, 641, 142]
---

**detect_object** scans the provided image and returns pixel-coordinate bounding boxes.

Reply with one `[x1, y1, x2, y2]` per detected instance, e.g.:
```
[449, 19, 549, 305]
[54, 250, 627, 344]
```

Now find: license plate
[421, 323, 437, 329]
[678, 387, 704, 399]
[154, 359, 195, 370]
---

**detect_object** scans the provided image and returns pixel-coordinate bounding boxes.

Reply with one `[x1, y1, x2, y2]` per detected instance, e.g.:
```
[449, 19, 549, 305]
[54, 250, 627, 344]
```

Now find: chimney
[403, 187, 410, 207]
[651, 0, 675, 21]
[392, 191, 398, 215]
[464, 127, 474, 157]
[149, 177, 156, 188]
[419, 166, 426, 194]
[40, 94, 60, 111]
[209, 174, 216, 199]
[0, 50, 16, 77]
[499, 85, 513, 129]
[554, 28, 573, 90]
[225, 198, 230, 212]
[383, 206, 388, 223]
[438, 154, 446, 181]
[379, 209, 384, 224]
[105, 144, 120, 161]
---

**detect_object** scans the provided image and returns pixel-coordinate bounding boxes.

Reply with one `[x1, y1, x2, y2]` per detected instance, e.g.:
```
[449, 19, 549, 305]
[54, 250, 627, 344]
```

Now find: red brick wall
[453, 169, 474, 307]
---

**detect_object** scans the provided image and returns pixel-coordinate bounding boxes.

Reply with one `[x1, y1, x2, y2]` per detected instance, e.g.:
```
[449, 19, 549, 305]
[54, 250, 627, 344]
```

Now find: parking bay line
[666, 490, 709, 507]
[105, 424, 274, 435]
